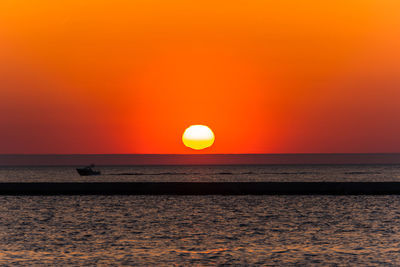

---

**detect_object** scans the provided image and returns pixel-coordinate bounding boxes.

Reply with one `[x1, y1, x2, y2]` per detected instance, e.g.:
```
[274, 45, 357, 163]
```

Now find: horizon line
[2, 153, 400, 156]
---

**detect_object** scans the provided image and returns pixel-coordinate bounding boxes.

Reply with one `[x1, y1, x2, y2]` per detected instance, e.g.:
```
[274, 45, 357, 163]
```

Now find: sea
[1, 162, 400, 265]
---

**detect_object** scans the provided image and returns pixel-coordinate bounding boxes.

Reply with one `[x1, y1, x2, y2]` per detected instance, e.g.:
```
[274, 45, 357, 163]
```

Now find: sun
[182, 125, 215, 150]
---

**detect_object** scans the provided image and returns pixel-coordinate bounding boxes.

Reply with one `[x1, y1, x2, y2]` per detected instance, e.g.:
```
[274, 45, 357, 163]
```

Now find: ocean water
[0, 164, 400, 182]
[1, 165, 400, 265]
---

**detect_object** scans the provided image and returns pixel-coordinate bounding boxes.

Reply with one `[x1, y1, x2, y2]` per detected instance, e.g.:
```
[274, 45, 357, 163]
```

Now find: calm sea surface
[1, 165, 400, 265]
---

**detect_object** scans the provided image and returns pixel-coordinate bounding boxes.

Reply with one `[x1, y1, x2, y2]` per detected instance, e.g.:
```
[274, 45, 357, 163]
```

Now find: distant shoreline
[0, 153, 400, 166]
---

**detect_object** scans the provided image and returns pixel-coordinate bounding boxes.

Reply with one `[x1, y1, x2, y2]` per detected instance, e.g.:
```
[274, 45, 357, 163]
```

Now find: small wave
[111, 171, 319, 176]
[262, 172, 316, 175]
[110, 171, 323, 176]
[111, 172, 145, 176]
[111, 172, 193, 176]
[176, 248, 230, 254]
[156, 172, 191, 175]
[344, 172, 381, 175]
[271, 249, 290, 254]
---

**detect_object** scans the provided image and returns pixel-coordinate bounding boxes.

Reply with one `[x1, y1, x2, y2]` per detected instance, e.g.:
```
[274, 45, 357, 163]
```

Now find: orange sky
[0, 0, 400, 154]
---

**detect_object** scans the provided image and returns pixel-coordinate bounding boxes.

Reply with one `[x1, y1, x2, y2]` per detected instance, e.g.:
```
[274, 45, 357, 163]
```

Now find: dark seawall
[1, 182, 400, 195]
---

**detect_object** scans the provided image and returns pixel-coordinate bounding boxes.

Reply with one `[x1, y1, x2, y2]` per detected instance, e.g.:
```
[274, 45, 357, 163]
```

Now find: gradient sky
[0, 0, 399, 154]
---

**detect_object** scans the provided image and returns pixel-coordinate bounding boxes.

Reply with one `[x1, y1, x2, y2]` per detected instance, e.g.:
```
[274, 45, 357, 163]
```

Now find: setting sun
[182, 125, 215, 150]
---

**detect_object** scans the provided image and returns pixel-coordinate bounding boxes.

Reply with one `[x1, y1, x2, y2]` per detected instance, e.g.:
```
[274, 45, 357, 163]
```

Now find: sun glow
[182, 125, 215, 150]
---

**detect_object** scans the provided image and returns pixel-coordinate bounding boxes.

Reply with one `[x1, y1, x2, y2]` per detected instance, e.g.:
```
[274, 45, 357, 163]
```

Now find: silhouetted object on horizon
[76, 164, 101, 176]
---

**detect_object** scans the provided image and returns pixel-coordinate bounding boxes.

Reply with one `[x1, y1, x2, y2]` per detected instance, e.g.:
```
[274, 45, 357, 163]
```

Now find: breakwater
[1, 182, 400, 195]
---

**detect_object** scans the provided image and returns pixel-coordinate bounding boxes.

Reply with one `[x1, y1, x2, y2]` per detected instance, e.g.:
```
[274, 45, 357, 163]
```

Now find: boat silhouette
[76, 164, 101, 176]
